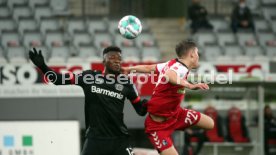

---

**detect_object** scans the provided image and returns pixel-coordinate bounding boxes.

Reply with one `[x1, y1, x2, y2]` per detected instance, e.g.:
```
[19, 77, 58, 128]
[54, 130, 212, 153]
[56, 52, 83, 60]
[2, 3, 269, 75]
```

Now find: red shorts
[145, 108, 201, 152]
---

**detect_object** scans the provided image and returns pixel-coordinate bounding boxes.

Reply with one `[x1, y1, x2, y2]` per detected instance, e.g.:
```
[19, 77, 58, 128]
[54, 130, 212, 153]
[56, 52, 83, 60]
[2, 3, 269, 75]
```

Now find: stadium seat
[262, 0, 276, 5]
[0, 6, 11, 17]
[23, 30, 43, 48]
[87, 19, 107, 34]
[246, 0, 260, 10]
[67, 57, 83, 63]
[73, 32, 93, 48]
[45, 30, 65, 47]
[67, 18, 86, 35]
[78, 45, 98, 59]
[50, 0, 68, 12]
[209, 17, 230, 32]
[12, 5, 32, 21]
[224, 45, 243, 58]
[9, 57, 28, 64]
[29, 0, 48, 10]
[234, 55, 252, 62]
[34, 6, 52, 21]
[265, 47, 276, 57]
[40, 17, 60, 34]
[0, 47, 5, 56]
[85, 56, 102, 63]
[7, 46, 26, 61]
[244, 46, 264, 57]
[49, 46, 70, 63]
[216, 55, 234, 62]
[254, 55, 269, 61]
[272, 21, 276, 33]
[254, 19, 270, 32]
[142, 47, 160, 63]
[121, 47, 140, 63]
[258, 32, 276, 46]
[0, 18, 16, 34]
[237, 32, 257, 46]
[204, 106, 224, 142]
[195, 32, 217, 46]
[217, 32, 236, 46]
[8, 0, 27, 9]
[263, 6, 276, 19]
[0, 0, 6, 5]
[0, 47, 7, 64]
[141, 21, 150, 32]
[135, 33, 155, 48]
[115, 34, 136, 47]
[94, 33, 113, 51]
[0, 57, 7, 64]
[1, 30, 20, 49]
[18, 18, 38, 35]
[108, 20, 119, 34]
[203, 45, 222, 61]
[226, 107, 250, 143]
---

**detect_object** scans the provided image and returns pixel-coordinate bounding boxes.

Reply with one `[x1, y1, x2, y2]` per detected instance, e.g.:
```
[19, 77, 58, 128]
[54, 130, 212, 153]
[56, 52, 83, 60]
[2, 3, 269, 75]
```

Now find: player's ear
[102, 54, 107, 64]
[188, 50, 194, 58]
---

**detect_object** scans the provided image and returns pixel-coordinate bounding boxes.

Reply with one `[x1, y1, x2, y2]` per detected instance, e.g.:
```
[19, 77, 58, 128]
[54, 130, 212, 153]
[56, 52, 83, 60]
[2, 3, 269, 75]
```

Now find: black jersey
[73, 70, 140, 138]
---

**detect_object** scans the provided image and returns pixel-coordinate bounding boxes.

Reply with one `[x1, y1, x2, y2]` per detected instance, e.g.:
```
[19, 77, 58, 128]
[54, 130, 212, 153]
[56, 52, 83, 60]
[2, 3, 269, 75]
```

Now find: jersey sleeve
[126, 83, 148, 116]
[126, 84, 140, 103]
[74, 70, 96, 87]
[169, 64, 189, 79]
[155, 62, 166, 73]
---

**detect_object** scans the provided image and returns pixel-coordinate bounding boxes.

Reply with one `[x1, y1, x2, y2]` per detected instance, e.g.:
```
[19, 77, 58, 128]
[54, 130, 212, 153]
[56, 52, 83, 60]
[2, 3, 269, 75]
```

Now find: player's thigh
[81, 138, 100, 155]
[160, 145, 179, 155]
[195, 113, 214, 130]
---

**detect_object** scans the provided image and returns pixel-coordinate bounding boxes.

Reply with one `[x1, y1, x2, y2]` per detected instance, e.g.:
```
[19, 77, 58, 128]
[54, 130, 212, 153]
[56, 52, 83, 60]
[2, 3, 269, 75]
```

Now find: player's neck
[177, 58, 192, 70]
[103, 68, 119, 76]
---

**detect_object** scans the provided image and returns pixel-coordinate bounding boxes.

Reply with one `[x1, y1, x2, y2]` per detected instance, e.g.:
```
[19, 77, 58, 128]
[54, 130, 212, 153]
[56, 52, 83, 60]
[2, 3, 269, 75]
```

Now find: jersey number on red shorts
[185, 110, 198, 125]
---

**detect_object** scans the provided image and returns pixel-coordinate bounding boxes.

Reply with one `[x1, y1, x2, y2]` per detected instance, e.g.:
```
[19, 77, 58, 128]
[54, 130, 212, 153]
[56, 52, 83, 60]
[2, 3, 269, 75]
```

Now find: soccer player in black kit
[29, 46, 147, 155]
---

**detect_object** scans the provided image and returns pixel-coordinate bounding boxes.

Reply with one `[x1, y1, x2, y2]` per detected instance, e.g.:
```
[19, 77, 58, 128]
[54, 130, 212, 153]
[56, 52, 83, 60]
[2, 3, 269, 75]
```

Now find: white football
[118, 15, 142, 39]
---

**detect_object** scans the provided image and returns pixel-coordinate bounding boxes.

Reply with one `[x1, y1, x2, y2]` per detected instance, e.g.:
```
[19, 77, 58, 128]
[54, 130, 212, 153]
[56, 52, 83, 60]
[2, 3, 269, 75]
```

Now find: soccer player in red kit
[123, 40, 214, 155]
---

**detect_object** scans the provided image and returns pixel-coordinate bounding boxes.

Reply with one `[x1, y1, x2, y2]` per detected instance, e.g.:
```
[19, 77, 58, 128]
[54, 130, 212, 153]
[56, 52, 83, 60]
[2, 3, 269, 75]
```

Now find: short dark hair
[175, 40, 197, 57]
[103, 46, 122, 56]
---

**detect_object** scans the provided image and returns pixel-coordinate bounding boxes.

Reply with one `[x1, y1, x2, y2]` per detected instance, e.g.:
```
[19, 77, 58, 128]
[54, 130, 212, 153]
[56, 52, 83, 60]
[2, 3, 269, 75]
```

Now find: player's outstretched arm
[131, 98, 148, 116]
[165, 69, 209, 90]
[122, 64, 156, 74]
[29, 48, 74, 85]
[126, 84, 148, 116]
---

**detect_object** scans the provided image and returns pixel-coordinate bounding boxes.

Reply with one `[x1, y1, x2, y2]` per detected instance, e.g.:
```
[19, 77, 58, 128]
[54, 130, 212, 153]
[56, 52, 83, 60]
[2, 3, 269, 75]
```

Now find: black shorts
[81, 137, 134, 155]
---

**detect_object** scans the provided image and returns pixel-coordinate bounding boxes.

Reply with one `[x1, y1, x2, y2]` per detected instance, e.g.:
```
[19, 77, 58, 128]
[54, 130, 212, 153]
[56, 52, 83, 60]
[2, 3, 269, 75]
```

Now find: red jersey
[147, 58, 189, 117]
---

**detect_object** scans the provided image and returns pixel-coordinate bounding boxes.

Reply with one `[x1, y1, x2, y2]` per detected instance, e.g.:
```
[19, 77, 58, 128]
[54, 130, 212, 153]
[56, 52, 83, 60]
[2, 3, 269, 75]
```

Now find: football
[118, 15, 142, 39]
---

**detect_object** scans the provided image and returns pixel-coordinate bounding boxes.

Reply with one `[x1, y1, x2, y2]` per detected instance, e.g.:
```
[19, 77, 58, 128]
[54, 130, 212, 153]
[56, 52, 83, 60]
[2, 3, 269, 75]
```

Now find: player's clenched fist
[29, 48, 46, 68]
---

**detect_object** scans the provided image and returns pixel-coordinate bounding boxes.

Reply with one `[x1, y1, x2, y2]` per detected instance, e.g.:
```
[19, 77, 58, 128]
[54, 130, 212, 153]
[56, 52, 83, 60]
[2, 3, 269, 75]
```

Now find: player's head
[175, 40, 199, 68]
[264, 105, 272, 118]
[103, 46, 122, 74]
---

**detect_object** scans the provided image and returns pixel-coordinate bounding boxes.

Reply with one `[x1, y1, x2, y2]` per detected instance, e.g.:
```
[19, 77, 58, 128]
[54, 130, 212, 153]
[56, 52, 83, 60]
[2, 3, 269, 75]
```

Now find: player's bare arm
[122, 64, 156, 74]
[165, 69, 209, 90]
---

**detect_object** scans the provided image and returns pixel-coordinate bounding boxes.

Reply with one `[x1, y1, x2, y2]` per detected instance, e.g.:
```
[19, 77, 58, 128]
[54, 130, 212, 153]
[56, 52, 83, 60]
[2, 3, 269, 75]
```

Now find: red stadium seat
[268, 139, 276, 145]
[204, 106, 224, 142]
[227, 107, 250, 143]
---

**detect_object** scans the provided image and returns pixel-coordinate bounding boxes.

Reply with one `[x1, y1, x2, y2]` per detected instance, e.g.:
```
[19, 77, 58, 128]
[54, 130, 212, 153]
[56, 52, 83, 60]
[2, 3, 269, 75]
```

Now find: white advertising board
[0, 121, 80, 155]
